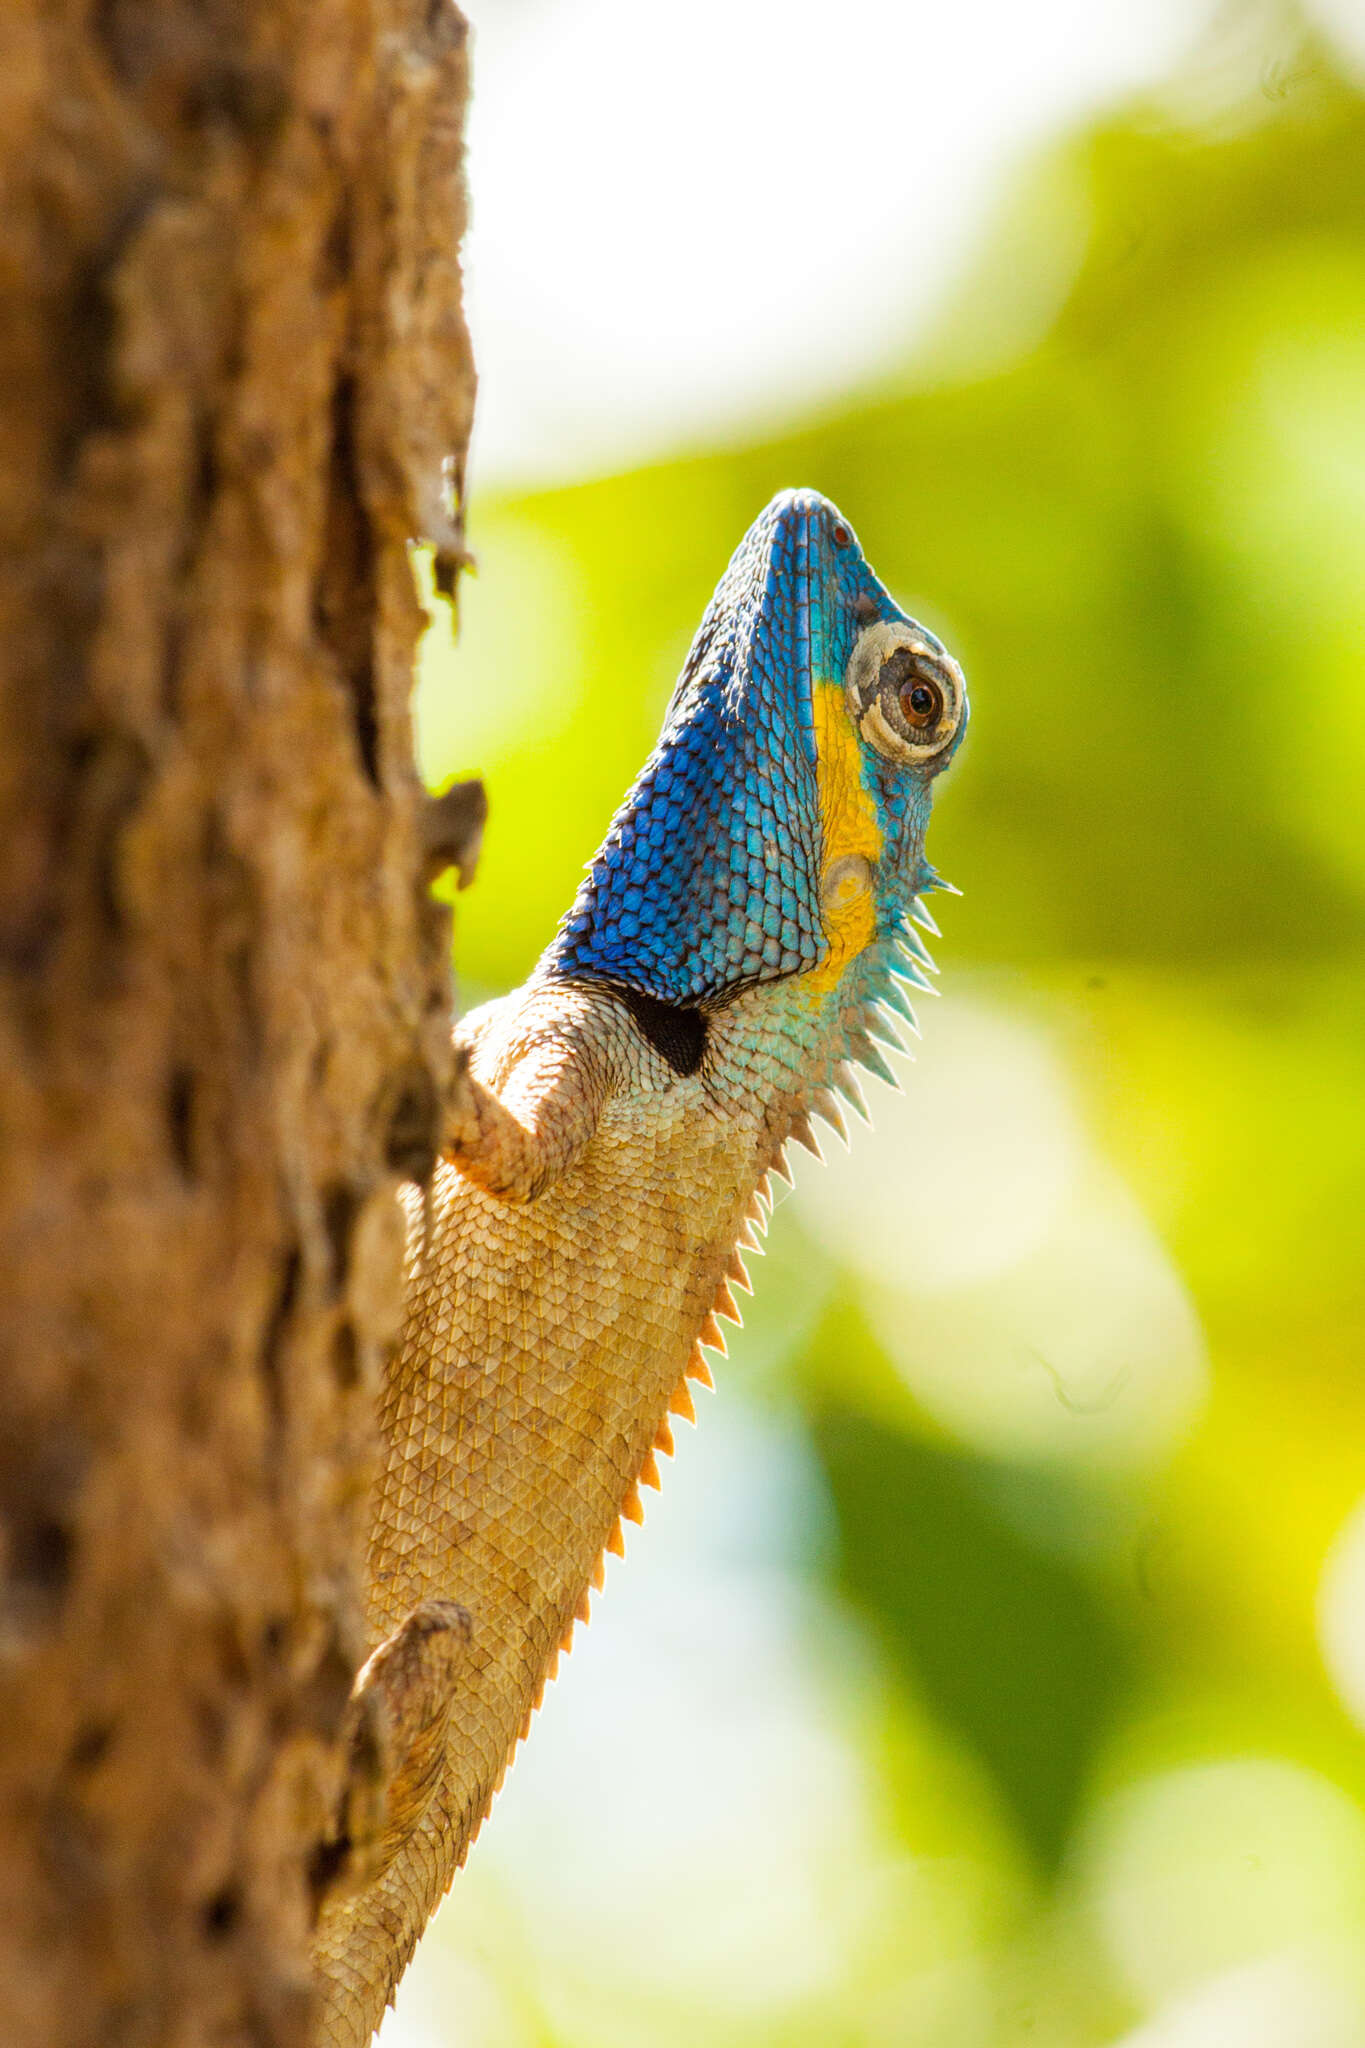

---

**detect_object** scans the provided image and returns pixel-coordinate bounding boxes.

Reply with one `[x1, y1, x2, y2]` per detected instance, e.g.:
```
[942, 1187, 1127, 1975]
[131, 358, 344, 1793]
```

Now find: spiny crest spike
[639, 1449, 661, 1490]
[789, 1112, 823, 1161]
[726, 1247, 754, 1292]
[698, 1312, 728, 1354]
[607, 1520, 627, 1557]
[654, 1416, 675, 1458]
[834, 1064, 872, 1123]
[918, 864, 961, 896]
[736, 1214, 763, 1251]
[622, 1484, 645, 1525]
[856, 1042, 898, 1089]
[558, 1623, 574, 1656]
[911, 895, 942, 937]
[685, 1348, 715, 1388]
[893, 953, 938, 996]
[531, 1675, 546, 1712]
[546, 1648, 560, 1683]
[669, 1378, 697, 1422]
[865, 1008, 907, 1054]
[590, 1552, 607, 1590]
[900, 927, 939, 974]
[769, 1148, 794, 1189]
[813, 1088, 849, 1145]
[576, 1586, 592, 1623]
[520, 1707, 533, 1741]
[881, 981, 921, 1034]
[713, 1278, 743, 1324]
[813, 1109, 850, 1147]
[754, 1174, 773, 1215]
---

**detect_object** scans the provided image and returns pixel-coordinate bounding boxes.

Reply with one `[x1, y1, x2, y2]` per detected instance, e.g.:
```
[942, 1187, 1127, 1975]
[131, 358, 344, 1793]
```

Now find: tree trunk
[0, 2, 474, 2041]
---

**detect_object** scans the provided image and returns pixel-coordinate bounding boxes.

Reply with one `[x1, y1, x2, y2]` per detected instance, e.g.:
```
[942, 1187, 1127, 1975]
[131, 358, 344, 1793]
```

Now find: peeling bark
[0, 1, 474, 2041]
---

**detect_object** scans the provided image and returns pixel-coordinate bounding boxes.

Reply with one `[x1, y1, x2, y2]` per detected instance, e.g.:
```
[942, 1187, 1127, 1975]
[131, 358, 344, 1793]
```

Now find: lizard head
[543, 488, 967, 1009]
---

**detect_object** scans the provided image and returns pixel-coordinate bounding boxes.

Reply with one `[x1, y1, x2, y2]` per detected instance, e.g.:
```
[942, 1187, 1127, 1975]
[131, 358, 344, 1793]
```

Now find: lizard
[311, 487, 968, 2045]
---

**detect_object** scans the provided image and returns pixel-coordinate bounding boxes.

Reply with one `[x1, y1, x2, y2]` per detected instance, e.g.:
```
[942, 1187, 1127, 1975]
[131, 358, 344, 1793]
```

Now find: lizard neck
[694, 913, 925, 1174]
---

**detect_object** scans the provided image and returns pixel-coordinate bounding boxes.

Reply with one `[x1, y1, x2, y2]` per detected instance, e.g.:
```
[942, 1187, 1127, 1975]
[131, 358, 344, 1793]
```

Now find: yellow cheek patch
[807, 678, 881, 993]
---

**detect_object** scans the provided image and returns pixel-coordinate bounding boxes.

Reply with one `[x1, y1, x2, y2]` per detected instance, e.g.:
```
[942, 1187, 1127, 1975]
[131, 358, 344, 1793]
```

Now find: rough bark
[0, 1, 474, 2042]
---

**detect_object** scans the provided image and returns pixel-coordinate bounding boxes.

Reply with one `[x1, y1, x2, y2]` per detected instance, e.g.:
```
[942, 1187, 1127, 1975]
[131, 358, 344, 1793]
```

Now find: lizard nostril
[831, 522, 850, 547]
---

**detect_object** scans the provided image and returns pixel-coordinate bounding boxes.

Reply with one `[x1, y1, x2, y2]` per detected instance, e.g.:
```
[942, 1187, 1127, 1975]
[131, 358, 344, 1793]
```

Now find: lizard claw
[420, 778, 487, 890]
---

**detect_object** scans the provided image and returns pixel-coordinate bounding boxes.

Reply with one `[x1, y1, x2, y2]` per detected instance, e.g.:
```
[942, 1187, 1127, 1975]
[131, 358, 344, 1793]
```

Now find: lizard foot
[314, 1599, 471, 1906]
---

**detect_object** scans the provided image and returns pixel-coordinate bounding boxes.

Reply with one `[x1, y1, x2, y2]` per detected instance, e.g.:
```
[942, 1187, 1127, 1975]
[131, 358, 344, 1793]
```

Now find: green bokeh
[815, 1404, 1133, 1874]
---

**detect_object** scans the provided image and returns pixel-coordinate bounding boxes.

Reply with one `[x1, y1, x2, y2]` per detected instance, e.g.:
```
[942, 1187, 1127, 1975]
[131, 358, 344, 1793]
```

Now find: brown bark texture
[0, 1, 474, 2041]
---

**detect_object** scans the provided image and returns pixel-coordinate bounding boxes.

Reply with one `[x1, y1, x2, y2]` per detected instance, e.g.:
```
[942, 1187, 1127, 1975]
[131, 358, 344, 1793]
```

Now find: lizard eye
[901, 677, 942, 728]
[844, 621, 964, 767]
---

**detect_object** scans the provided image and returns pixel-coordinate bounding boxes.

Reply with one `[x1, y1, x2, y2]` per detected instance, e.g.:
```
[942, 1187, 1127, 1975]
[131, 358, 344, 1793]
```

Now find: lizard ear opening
[844, 621, 964, 768]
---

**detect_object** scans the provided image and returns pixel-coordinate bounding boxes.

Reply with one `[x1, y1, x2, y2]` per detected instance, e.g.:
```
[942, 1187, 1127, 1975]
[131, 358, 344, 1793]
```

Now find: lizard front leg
[441, 1001, 614, 1203]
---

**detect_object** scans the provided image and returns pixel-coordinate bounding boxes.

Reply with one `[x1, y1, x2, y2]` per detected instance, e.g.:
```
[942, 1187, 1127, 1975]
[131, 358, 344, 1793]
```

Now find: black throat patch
[616, 987, 708, 1077]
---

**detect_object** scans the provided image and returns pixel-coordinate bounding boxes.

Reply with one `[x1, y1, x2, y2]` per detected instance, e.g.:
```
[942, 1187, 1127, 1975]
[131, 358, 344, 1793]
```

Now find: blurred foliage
[815, 1403, 1132, 1873]
[411, 18, 1365, 2046]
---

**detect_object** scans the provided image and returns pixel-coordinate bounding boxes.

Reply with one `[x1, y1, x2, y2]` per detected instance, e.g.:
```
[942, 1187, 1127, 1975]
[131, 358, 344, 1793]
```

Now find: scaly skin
[312, 491, 967, 2044]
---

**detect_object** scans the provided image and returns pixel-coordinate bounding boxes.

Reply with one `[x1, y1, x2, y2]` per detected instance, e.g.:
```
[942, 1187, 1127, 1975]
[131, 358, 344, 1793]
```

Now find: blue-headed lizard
[313, 490, 968, 2044]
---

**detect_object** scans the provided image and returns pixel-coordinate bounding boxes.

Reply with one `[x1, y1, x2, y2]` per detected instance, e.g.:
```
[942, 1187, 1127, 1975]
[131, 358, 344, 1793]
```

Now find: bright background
[387, 2, 1365, 2042]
